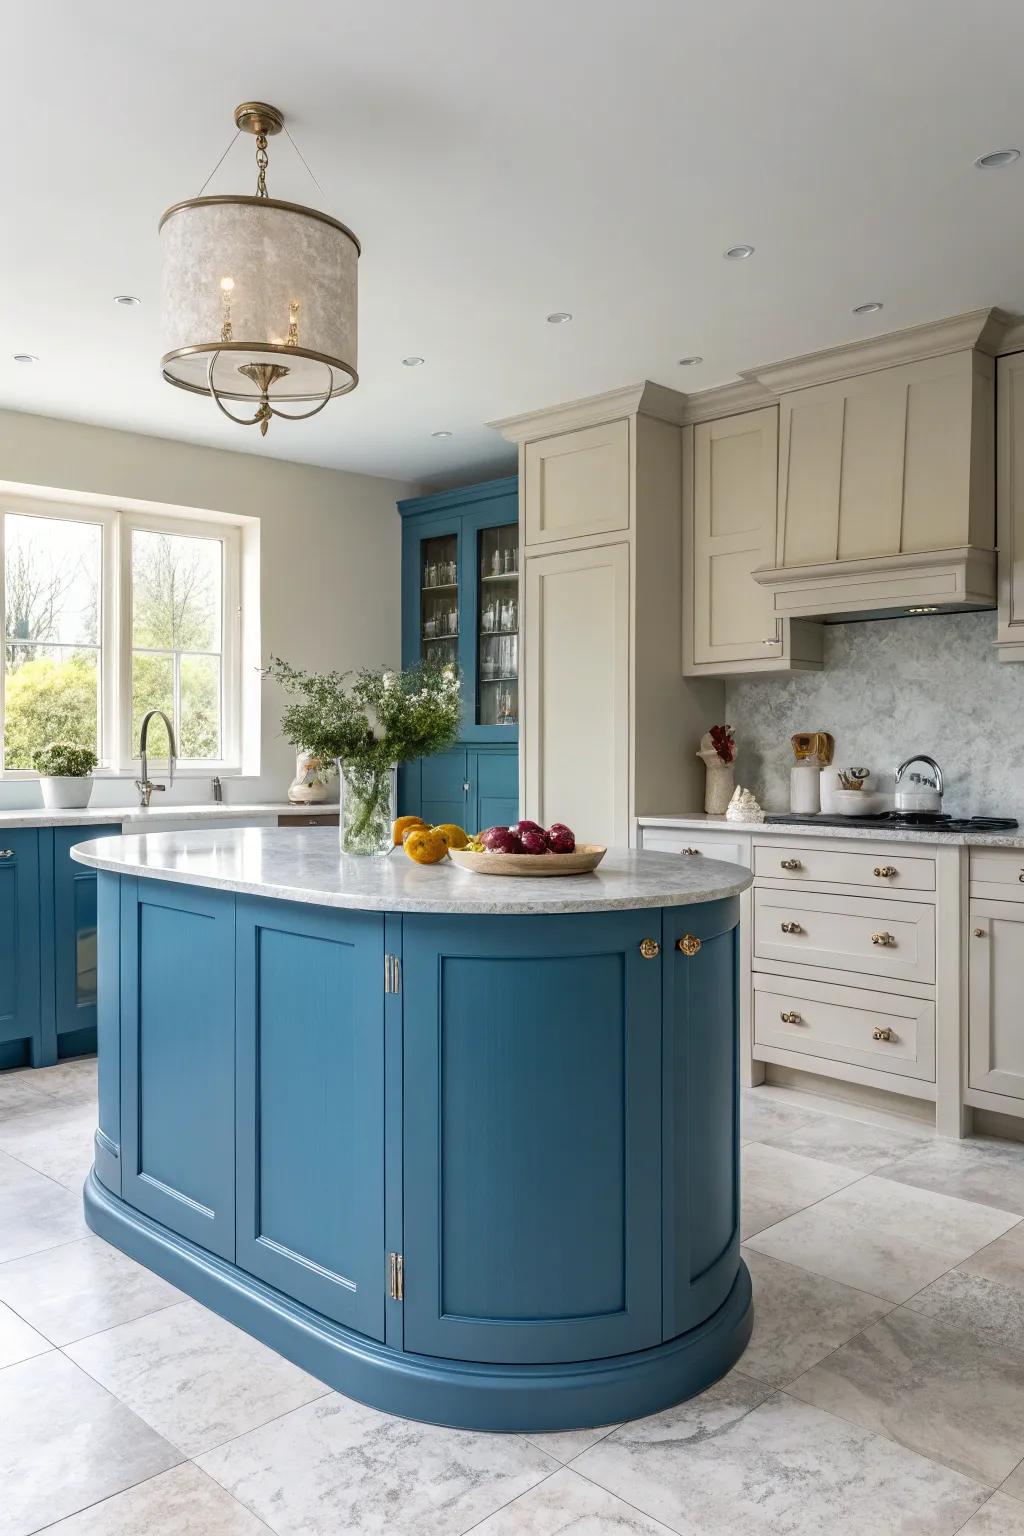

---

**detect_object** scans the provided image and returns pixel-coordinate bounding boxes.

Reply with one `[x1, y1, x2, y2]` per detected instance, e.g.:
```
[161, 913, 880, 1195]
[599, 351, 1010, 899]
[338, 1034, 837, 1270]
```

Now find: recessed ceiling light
[974, 148, 1020, 169]
[113, 294, 141, 307]
[402, 355, 425, 367]
[677, 355, 704, 366]
[724, 245, 755, 260]
[852, 301, 884, 315]
[12, 353, 38, 364]
[546, 311, 572, 324]
[431, 430, 453, 439]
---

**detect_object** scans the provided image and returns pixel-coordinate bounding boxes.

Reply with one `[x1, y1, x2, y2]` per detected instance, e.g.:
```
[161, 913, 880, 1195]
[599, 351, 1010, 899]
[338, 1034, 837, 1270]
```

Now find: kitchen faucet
[135, 709, 177, 807]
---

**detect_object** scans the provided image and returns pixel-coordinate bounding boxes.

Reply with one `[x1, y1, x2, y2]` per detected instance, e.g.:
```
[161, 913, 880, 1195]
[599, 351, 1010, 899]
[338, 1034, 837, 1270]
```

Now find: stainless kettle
[894, 754, 943, 815]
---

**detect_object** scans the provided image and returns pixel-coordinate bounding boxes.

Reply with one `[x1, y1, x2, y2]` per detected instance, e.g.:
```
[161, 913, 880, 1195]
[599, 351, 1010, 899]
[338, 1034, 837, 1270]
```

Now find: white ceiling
[7, 0, 1024, 488]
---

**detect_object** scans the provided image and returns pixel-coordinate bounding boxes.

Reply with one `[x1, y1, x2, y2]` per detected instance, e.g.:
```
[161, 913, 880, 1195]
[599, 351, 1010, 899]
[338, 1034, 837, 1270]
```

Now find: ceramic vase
[702, 762, 735, 816]
[288, 751, 330, 805]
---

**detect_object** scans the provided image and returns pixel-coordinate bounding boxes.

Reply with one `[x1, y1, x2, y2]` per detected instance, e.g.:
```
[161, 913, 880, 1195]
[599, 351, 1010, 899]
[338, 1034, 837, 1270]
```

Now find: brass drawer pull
[677, 934, 702, 956]
[639, 938, 660, 959]
[0, 849, 13, 860]
[780, 859, 802, 871]
[973, 927, 987, 938]
[872, 1026, 895, 1042]
[870, 931, 896, 947]
[682, 847, 700, 856]
[780, 1010, 803, 1024]
[780, 921, 803, 934]
[874, 865, 898, 879]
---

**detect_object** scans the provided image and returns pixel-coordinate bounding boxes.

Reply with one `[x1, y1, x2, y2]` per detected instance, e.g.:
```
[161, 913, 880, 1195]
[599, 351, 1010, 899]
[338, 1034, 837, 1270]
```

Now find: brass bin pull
[639, 938, 660, 959]
[872, 1026, 895, 1042]
[871, 932, 896, 947]
[781, 921, 803, 934]
[874, 866, 898, 879]
[780, 859, 802, 871]
[780, 1010, 803, 1024]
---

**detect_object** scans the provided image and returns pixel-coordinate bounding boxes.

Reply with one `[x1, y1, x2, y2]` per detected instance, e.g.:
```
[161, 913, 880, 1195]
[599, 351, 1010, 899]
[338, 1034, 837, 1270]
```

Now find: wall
[725, 610, 1024, 819]
[0, 408, 417, 807]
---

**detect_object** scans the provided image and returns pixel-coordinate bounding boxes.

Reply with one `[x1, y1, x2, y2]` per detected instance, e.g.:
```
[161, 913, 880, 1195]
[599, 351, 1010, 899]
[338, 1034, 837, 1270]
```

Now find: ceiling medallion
[159, 101, 360, 436]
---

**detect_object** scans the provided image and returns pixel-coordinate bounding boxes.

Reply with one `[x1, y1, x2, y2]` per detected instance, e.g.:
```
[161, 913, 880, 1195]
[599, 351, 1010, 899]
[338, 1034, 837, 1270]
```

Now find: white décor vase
[701, 763, 735, 816]
[39, 776, 94, 810]
[288, 751, 330, 805]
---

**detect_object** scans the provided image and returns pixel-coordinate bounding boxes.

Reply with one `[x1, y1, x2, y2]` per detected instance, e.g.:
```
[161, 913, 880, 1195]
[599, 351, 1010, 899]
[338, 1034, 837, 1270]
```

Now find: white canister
[790, 763, 821, 816]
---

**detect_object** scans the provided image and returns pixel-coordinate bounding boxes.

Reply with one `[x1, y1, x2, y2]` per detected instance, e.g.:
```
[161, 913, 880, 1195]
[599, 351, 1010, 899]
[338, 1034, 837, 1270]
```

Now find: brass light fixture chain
[255, 132, 269, 197]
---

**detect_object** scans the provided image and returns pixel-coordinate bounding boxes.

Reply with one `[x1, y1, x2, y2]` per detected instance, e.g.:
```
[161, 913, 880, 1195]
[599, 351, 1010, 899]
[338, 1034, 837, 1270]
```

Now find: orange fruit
[432, 823, 469, 850]
[403, 826, 449, 865]
[392, 814, 427, 847]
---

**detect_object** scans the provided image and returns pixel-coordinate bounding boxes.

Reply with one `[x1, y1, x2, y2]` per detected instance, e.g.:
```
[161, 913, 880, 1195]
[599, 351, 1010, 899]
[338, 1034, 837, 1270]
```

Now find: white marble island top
[70, 829, 753, 915]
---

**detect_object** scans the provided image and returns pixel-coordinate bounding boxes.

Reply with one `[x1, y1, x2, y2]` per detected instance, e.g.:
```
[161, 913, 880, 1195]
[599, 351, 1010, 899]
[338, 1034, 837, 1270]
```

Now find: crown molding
[679, 378, 774, 424]
[743, 308, 1016, 395]
[490, 380, 687, 442]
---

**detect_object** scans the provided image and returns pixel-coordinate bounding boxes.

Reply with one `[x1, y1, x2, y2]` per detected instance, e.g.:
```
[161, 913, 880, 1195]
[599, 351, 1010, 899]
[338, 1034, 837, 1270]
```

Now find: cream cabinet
[996, 351, 1024, 661]
[968, 903, 1024, 1100]
[682, 407, 822, 675]
[523, 419, 630, 546]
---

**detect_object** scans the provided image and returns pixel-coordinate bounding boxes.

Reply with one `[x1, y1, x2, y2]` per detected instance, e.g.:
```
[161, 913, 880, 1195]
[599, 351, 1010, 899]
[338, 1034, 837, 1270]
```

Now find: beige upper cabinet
[683, 406, 821, 676]
[996, 351, 1024, 661]
[523, 419, 630, 546]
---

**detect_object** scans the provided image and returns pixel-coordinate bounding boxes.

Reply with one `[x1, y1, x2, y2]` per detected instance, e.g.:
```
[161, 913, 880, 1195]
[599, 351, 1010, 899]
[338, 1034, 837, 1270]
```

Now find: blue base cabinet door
[235, 899, 387, 1343]
[471, 749, 518, 831]
[402, 910, 663, 1365]
[51, 825, 121, 1058]
[0, 832, 41, 1063]
[119, 878, 236, 1259]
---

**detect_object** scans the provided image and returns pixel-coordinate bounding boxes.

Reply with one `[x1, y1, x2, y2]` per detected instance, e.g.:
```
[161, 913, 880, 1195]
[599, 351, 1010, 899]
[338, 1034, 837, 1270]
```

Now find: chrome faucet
[135, 709, 177, 807]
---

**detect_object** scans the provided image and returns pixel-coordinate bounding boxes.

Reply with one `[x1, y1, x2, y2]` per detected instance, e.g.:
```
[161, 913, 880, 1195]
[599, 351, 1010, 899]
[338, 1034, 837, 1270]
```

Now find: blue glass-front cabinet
[397, 478, 518, 828]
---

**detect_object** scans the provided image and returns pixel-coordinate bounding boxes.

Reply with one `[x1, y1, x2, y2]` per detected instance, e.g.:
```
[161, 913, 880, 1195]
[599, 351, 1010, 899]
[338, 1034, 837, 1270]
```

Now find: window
[0, 498, 242, 775]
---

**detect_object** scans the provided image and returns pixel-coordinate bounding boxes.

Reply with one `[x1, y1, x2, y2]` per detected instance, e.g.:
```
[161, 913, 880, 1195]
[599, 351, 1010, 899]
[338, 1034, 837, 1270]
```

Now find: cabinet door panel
[472, 748, 518, 831]
[524, 421, 630, 545]
[53, 825, 121, 1045]
[969, 901, 1024, 1099]
[779, 396, 844, 566]
[402, 910, 662, 1364]
[120, 879, 235, 1258]
[0, 832, 40, 1058]
[524, 542, 629, 846]
[236, 900, 385, 1340]
[420, 749, 469, 829]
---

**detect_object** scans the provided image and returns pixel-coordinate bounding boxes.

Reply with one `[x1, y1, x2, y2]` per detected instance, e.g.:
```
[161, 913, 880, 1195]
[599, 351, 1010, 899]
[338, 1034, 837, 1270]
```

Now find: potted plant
[33, 742, 99, 810]
[266, 658, 462, 854]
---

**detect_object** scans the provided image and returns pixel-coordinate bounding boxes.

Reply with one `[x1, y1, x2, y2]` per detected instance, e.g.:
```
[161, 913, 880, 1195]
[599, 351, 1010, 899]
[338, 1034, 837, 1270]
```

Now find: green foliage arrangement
[266, 658, 463, 772]
[32, 742, 99, 778]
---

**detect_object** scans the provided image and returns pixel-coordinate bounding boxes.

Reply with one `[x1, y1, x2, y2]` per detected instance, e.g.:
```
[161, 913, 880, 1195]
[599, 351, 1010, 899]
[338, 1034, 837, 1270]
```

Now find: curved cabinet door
[402, 909, 662, 1365]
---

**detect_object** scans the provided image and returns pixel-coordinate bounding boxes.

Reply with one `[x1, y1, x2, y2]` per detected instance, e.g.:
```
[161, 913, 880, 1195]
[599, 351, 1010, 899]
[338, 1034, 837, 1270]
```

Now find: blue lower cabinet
[235, 898, 387, 1342]
[119, 878, 236, 1259]
[94, 873, 122, 1195]
[0, 832, 41, 1067]
[400, 746, 518, 833]
[419, 748, 469, 828]
[48, 825, 121, 1061]
[471, 749, 518, 831]
[402, 909, 663, 1365]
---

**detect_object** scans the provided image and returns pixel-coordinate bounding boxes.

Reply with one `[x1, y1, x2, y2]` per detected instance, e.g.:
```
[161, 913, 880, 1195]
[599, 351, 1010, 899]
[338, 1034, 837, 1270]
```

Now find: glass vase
[338, 760, 396, 855]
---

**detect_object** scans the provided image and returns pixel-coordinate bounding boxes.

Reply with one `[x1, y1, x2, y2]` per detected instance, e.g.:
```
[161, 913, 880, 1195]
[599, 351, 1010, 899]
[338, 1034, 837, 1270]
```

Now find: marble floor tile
[959, 1220, 1024, 1289]
[746, 1175, 1019, 1303]
[41, 1463, 272, 1534]
[522, 1423, 620, 1464]
[756, 1108, 932, 1173]
[789, 1305, 1024, 1487]
[65, 1298, 328, 1457]
[0, 1233, 182, 1345]
[469, 1465, 677, 1534]
[881, 1136, 1024, 1215]
[740, 1247, 892, 1386]
[575, 1378, 986, 1535]
[0, 1297, 50, 1367]
[0, 1350, 182, 1536]
[0, 1098, 97, 1192]
[0, 1068, 58, 1118]
[197, 1390, 560, 1536]
[960, 1494, 1024, 1534]
[32, 1055, 99, 1105]
[905, 1267, 1024, 1350]
[0, 1150, 88, 1263]
[739, 1089, 819, 1144]
[741, 1141, 861, 1239]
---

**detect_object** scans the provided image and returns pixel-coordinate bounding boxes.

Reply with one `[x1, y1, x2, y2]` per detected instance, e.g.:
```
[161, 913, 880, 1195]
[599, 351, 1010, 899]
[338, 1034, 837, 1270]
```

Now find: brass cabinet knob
[780, 1010, 803, 1024]
[0, 849, 13, 860]
[639, 938, 660, 959]
[677, 934, 702, 956]
[872, 1026, 895, 1042]
[682, 847, 700, 856]
[780, 921, 803, 934]
[780, 859, 802, 871]
[870, 931, 896, 946]
[874, 866, 898, 879]
[973, 928, 987, 938]
[1018, 869, 1024, 884]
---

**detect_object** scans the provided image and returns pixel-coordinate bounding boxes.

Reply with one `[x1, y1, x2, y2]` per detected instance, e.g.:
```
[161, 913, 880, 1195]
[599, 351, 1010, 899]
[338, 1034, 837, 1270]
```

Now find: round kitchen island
[73, 829, 753, 1432]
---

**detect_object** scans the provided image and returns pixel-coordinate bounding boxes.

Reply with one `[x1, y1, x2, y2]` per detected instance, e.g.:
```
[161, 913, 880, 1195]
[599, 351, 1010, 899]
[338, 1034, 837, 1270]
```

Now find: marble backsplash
[724, 610, 1024, 819]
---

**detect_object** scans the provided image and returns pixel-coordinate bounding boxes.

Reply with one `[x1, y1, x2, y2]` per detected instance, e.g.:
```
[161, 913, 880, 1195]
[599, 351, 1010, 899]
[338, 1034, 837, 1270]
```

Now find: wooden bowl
[448, 844, 607, 877]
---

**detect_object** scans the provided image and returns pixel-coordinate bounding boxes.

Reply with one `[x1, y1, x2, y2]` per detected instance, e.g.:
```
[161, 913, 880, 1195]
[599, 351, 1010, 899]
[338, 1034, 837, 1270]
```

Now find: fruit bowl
[448, 844, 607, 877]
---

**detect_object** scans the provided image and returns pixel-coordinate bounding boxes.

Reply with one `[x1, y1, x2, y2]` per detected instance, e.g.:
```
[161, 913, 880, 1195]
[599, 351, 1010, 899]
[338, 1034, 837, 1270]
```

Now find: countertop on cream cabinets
[637, 813, 1024, 850]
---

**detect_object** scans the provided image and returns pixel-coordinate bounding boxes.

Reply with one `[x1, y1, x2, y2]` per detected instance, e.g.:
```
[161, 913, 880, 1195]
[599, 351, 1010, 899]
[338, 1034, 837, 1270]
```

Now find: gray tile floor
[4, 1061, 1024, 1534]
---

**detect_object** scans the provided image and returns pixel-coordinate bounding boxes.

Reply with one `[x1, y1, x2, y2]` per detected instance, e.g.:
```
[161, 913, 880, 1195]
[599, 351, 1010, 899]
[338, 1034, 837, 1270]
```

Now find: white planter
[39, 776, 94, 810]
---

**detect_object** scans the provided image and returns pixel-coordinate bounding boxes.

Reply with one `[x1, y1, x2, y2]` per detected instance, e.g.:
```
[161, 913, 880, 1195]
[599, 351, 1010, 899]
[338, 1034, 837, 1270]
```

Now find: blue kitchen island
[72, 829, 753, 1432]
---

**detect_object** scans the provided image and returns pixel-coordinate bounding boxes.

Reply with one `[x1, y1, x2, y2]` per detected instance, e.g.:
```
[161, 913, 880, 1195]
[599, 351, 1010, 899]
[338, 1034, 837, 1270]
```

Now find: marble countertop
[70, 829, 753, 915]
[638, 812, 1024, 850]
[0, 802, 327, 830]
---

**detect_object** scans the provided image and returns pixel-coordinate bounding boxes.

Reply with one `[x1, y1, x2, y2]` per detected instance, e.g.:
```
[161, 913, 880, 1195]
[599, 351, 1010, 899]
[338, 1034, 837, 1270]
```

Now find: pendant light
[159, 102, 359, 436]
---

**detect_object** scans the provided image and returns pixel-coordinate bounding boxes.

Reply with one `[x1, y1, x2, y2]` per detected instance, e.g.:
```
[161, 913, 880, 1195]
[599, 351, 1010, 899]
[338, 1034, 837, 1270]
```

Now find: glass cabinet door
[476, 524, 518, 728]
[419, 531, 459, 668]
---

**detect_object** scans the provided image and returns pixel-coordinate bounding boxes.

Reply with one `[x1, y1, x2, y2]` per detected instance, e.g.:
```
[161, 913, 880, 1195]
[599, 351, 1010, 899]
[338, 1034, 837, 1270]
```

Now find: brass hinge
[388, 1251, 404, 1301]
[384, 954, 401, 993]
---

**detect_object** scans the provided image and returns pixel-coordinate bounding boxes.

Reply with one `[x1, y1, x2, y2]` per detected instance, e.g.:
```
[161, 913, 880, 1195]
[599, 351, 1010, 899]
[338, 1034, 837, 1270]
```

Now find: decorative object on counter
[287, 751, 331, 805]
[725, 786, 765, 824]
[266, 657, 462, 854]
[832, 766, 880, 814]
[697, 724, 736, 815]
[789, 731, 834, 816]
[32, 742, 98, 810]
[894, 754, 944, 814]
[837, 767, 871, 789]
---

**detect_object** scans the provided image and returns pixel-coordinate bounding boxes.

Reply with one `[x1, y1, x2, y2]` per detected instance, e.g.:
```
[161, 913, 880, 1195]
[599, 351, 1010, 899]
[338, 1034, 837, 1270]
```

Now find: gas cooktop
[764, 812, 1019, 833]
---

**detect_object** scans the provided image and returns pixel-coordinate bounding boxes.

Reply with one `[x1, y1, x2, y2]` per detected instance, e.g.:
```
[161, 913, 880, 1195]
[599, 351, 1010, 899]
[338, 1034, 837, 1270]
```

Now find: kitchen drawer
[753, 842, 935, 892]
[970, 848, 1024, 902]
[753, 887, 935, 984]
[753, 975, 935, 1082]
[640, 828, 745, 865]
[278, 813, 340, 828]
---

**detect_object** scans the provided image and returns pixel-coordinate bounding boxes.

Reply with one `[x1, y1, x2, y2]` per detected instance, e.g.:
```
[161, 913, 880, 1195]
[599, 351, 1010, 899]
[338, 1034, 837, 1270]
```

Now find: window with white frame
[0, 498, 242, 775]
